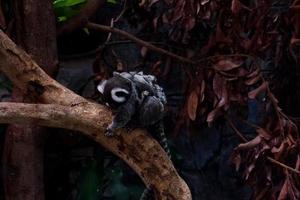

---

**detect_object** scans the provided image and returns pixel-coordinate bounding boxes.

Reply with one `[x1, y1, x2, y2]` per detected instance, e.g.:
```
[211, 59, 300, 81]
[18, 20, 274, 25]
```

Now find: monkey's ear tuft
[114, 71, 132, 83]
[112, 71, 120, 77]
[97, 80, 107, 94]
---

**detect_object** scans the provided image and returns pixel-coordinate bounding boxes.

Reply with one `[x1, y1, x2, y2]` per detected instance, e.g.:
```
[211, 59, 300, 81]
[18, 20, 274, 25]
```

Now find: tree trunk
[3, 1, 58, 200]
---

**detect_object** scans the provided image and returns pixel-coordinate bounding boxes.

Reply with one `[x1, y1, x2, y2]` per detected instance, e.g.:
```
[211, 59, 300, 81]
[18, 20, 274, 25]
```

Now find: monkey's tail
[156, 122, 171, 158]
[139, 122, 171, 200]
[140, 187, 153, 200]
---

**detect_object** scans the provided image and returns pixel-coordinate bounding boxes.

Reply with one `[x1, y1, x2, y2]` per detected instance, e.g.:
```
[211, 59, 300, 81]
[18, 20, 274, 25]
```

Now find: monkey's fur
[97, 71, 170, 199]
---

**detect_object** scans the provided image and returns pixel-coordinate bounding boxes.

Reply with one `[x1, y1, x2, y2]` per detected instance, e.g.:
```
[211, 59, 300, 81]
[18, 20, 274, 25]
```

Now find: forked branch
[0, 30, 191, 200]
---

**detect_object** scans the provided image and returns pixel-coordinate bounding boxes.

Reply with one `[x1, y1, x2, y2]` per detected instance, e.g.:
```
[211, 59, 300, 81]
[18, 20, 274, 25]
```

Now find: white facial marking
[97, 80, 107, 94]
[111, 87, 129, 103]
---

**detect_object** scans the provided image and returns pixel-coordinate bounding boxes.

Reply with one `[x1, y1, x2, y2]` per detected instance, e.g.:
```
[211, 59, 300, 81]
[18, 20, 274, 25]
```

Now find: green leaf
[54, 6, 80, 18]
[58, 16, 67, 22]
[83, 28, 90, 35]
[107, 0, 117, 4]
[53, 0, 86, 8]
[53, 0, 87, 22]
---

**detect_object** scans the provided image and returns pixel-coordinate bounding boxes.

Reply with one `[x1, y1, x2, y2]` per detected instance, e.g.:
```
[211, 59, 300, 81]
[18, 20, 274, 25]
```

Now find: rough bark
[3, 89, 46, 200]
[0, 30, 191, 199]
[12, 0, 58, 75]
[3, 1, 58, 200]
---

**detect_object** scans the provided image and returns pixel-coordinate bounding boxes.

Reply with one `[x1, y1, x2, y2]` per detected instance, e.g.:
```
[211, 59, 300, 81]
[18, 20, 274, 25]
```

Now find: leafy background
[1, 0, 300, 199]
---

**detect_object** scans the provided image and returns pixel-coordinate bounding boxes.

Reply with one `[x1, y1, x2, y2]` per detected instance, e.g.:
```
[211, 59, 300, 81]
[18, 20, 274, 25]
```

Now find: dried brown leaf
[278, 180, 288, 200]
[268, 92, 279, 104]
[213, 74, 229, 108]
[248, 82, 268, 99]
[150, 61, 162, 76]
[296, 156, 300, 171]
[213, 74, 224, 99]
[237, 68, 248, 77]
[257, 128, 272, 140]
[200, 80, 205, 102]
[215, 23, 233, 44]
[245, 75, 261, 85]
[231, 0, 242, 15]
[214, 59, 243, 71]
[207, 107, 221, 124]
[247, 68, 260, 78]
[141, 46, 148, 57]
[286, 177, 300, 200]
[232, 153, 241, 171]
[183, 17, 196, 30]
[271, 142, 286, 160]
[245, 163, 255, 180]
[187, 90, 198, 121]
[237, 136, 262, 150]
[201, 0, 209, 5]
[153, 16, 160, 30]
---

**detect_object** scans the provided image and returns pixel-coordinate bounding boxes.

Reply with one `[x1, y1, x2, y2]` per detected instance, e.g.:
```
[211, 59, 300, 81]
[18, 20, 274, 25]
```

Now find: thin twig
[225, 116, 248, 142]
[86, 22, 196, 64]
[196, 53, 256, 64]
[267, 157, 300, 174]
[114, 0, 127, 22]
[105, 0, 128, 44]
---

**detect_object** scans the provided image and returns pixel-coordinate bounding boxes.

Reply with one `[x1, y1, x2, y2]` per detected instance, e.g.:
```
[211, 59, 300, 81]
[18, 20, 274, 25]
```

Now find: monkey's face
[97, 76, 132, 109]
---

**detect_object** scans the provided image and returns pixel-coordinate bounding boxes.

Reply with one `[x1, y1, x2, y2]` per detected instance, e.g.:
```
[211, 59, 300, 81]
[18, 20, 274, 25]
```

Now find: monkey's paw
[125, 127, 132, 133]
[105, 128, 116, 137]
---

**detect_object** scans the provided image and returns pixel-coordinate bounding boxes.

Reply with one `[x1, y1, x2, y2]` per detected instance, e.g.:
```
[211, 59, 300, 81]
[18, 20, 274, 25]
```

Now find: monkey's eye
[115, 91, 129, 97]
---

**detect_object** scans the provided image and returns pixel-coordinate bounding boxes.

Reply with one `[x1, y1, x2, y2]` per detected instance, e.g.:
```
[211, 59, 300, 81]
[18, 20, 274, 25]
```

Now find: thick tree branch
[86, 22, 196, 64]
[0, 103, 87, 129]
[0, 30, 191, 199]
[0, 33, 85, 105]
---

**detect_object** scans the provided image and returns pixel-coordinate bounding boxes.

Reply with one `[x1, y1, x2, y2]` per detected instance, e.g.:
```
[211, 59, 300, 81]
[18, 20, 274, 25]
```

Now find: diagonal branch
[0, 30, 191, 200]
[0, 103, 82, 128]
[86, 22, 196, 64]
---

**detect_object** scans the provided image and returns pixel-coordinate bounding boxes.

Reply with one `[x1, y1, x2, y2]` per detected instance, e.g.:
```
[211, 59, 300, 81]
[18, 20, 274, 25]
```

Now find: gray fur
[97, 71, 171, 200]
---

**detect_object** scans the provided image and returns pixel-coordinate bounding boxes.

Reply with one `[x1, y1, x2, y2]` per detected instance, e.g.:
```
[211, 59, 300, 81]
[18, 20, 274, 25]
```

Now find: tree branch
[86, 22, 196, 64]
[0, 30, 191, 199]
